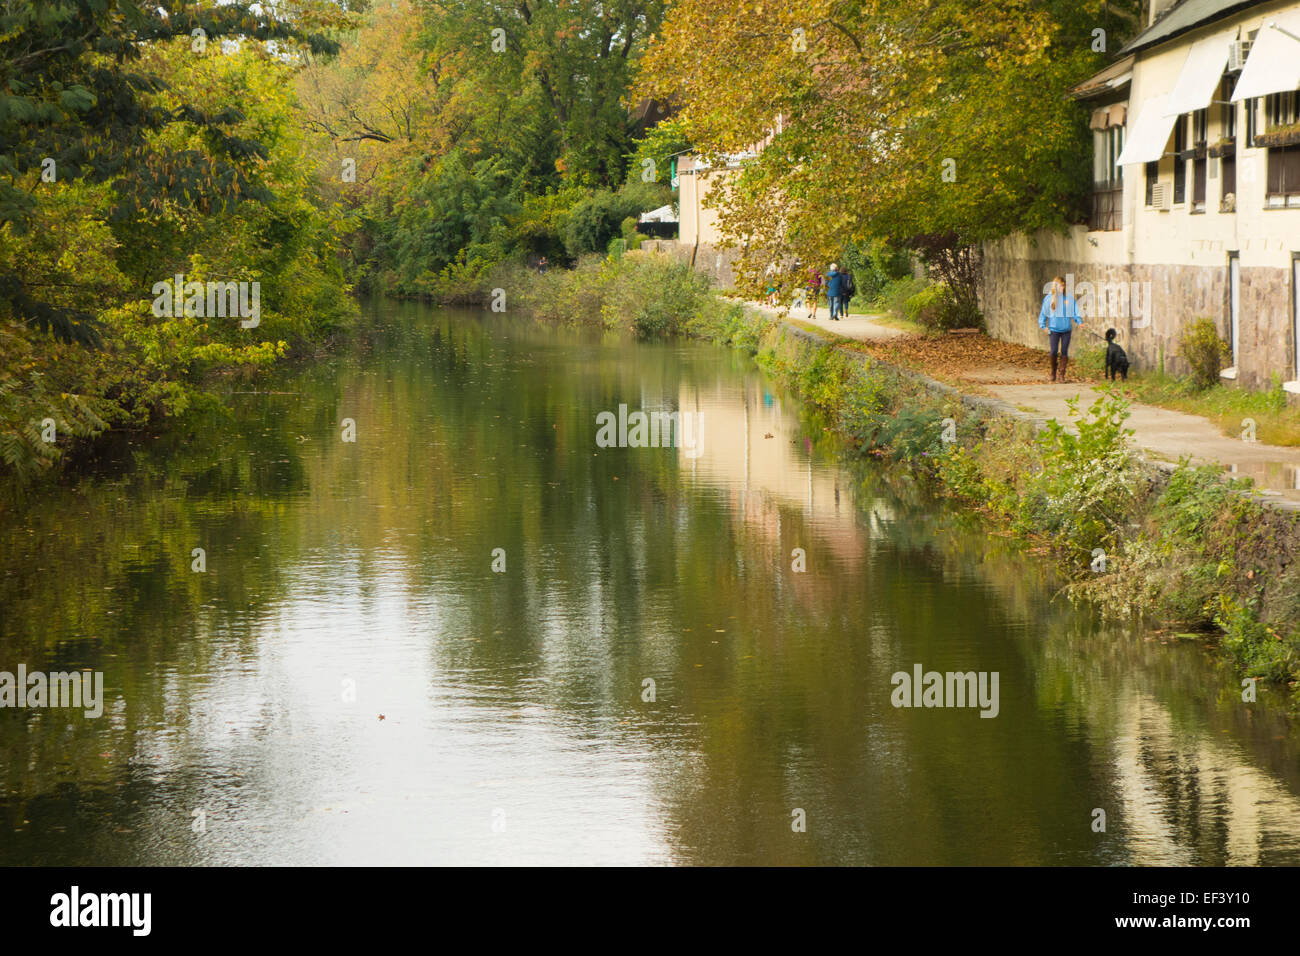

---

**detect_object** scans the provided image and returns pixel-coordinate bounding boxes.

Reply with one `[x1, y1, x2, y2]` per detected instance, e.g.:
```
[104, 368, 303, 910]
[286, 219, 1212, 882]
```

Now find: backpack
[841, 270, 856, 301]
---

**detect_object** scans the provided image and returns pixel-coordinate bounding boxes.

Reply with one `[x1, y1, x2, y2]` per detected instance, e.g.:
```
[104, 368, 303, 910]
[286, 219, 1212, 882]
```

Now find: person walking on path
[825, 264, 844, 320]
[1038, 275, 1083, 382]
[805, 266, 823, 319]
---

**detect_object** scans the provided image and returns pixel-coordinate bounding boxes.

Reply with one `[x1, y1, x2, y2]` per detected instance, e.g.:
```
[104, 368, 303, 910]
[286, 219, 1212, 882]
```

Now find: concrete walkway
[987, 382, 1300, 503]
[745, 299, 1300, 505]
[741, 300, 906, 343]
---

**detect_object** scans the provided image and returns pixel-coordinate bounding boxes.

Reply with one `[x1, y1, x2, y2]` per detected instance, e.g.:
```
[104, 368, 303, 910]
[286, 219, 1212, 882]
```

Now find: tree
[0, 0, 345, 343]
[637, 0, 1145, 310]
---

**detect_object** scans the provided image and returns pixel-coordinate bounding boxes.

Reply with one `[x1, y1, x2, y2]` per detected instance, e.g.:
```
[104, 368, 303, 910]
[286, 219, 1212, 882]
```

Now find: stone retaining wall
[980, 237, 1294, 390]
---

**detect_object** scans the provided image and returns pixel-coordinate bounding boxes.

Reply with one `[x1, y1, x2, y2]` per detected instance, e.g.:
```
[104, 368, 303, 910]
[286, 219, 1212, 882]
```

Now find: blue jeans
[829, 295, 843, 319]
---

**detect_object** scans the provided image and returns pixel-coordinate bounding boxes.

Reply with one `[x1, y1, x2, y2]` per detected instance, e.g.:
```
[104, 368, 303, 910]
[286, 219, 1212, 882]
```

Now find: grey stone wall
[639, 239, 742, 290]
[1239, 266, 1297, 389]
[980, 247, 1293, 388]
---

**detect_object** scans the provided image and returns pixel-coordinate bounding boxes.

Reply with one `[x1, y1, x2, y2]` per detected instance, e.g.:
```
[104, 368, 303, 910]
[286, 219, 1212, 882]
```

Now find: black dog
[1104, 328, 1130, 381]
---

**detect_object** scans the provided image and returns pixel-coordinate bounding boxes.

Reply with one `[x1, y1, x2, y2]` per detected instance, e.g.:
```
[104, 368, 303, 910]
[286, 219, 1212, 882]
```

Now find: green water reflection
[1, 301, 1297, 865]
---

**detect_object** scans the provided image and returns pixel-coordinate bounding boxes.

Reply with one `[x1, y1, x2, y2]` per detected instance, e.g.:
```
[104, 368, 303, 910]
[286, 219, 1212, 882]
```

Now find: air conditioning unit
[1150, 182, 1173, 210]
[1228, 40, 1251, 72]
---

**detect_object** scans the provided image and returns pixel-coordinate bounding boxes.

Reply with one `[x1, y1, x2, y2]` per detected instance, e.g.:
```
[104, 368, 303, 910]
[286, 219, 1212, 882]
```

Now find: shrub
[901, 282, 984, 332]
[874, 275, 929, 318]
[563, 183, 670, 259]
[842, 240, 913, 304]
[1017, 390, 1139, 557]
[875, 400, 947, 462]
[600, 253, 712, 338]
[1179, 317, 1231, 390]
[620, 216, 644, 252]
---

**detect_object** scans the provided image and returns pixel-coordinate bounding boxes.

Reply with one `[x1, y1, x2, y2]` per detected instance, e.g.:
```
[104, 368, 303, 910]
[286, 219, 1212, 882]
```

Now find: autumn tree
[0, 0, 347, 343]
[638, 0, 1145, 314]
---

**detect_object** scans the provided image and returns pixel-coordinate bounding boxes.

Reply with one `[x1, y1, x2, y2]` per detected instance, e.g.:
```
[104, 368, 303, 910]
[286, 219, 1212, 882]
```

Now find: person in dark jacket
[825, 264, 844, 320]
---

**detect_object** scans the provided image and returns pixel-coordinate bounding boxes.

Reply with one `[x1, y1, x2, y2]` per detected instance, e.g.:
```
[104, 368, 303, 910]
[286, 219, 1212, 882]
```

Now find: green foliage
[1017, 391, 1137, 556]
[1216, 597, 1299, 684]
[627, 117, 691, 187]
[563, 183, 671, 259]
[905, 283, 959, 332]
[621, 216, 645, 251]
[873, 401, 947, 462]
[686, 299, 769, 354]
[1179, 318, 1232, 390]
[600, 254, 712, 339]
[518, 251, 717, 340]
[0, 0, 344, 344]
[874, 276, 930, 318]
[843, 240, 913, 304]
[639, 0, 1146, 306]
[298, 0, 671, 294]
[0, 32, 357, 482]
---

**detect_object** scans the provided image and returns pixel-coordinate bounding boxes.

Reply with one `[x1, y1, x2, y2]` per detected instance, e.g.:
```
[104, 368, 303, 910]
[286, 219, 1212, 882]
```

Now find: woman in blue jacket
[1039, 275, 1083, 382]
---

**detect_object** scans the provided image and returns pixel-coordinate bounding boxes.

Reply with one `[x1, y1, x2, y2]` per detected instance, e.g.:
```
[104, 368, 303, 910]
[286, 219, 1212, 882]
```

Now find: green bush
[686, 299, 766, 353]
[620, 216, 644, 251]
[901, 282, 983, 332]
[1017, 390, 1138, 556]
[875, 400, 947, 462]
[563, 183, 670, 259]
[904, 283, 955, 331]
[518, 252, 712, 337]
[874, 275, 929, 318]
[1179, 317, 1231, 390]
[842, 240, 913, 304]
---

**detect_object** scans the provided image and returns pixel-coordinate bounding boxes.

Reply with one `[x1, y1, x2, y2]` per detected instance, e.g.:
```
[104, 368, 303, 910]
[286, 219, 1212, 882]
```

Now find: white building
[982, 0, 1300, 392]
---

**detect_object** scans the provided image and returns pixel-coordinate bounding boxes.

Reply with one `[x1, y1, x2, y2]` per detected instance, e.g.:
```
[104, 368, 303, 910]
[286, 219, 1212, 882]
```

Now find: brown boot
[1050, 354, 1058, 383]
[1059, 356, 1069, 383]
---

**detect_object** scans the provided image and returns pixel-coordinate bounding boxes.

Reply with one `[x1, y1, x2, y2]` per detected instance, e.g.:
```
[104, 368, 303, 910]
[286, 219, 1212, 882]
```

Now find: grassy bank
[519, 252, 1300, 706]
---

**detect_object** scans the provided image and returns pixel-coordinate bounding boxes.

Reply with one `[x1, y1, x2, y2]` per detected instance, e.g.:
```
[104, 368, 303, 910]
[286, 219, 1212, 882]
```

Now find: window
[1090, 126, 1124, 230]
[1174, 115, 1187, 203]
[1266, 144, 1300, 207]
[1219, 78, 1237, 212]
[1221, 79, 1236, 140]
[1193, 158, 1207, 211]
[1191, 109, 1208, 212]
[1222, 153, 1237, 211]
[1266, 91, 1300, 128]
[1145, 161, 1158, 205]
[1092, 126, 1124, 186]
[1245, 33, 1259, 144]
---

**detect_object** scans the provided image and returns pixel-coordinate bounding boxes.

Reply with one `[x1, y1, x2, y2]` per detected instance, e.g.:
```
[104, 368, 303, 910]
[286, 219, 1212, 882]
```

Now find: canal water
[1, 301, 1297, 865]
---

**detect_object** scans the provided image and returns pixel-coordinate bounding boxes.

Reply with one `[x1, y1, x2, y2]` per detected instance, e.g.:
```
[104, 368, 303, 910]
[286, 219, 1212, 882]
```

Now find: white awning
[1232, 15, 1300, 101]
[1165, 30, 1235, 115]
[1116, 95, 1178, 165]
